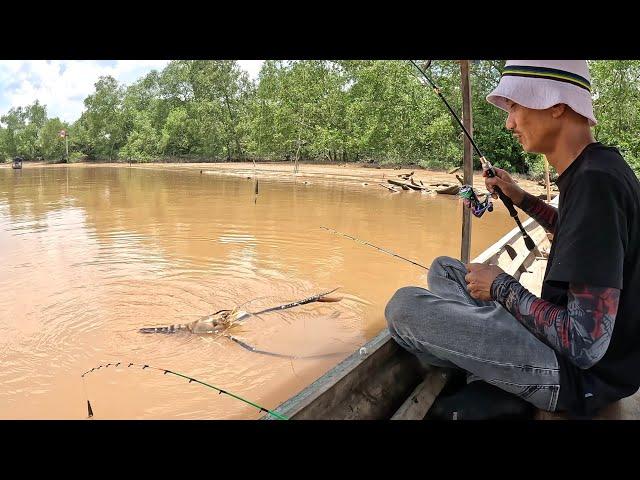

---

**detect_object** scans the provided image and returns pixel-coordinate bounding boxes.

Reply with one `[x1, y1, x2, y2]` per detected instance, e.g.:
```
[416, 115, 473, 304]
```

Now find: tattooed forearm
[520, 192, 558, 233]
[491, 273, 620, 369]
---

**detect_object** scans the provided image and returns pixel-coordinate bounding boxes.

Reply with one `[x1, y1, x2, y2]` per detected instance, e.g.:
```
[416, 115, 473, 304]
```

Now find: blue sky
[0, 60, 264, 124]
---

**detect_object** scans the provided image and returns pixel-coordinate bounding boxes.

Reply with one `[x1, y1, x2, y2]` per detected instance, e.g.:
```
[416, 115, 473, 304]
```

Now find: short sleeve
[546, 171, 627, 289]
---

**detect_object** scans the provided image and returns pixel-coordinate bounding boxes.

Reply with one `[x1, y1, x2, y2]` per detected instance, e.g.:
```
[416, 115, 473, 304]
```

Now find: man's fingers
[487, 176, 504, 189]
[485, 176, 506, 196]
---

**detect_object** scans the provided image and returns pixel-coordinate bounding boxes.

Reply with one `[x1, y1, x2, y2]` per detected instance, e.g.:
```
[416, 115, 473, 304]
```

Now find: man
[385, 60, 640, 419]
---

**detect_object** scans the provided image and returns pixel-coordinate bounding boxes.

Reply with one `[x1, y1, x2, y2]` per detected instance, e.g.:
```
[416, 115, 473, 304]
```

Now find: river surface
[0, 164, 514, 419]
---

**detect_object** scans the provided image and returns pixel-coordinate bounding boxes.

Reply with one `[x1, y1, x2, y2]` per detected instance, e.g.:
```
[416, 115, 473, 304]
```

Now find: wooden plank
[390, 368, 449, 420]
[503, 227, 549, 277]
[544, 155, 552, 202]
[472, 217, 538, 264]
[519, 258, 548, 297]
[460, 59, 473, 265]
[497, 244, 525, 275]
[473, 194, 559, 266]
[536, 390, 640, 420]
[264, 329, 427, 420]
[504, 248, 534, 277]
[594, 393, 640, 419]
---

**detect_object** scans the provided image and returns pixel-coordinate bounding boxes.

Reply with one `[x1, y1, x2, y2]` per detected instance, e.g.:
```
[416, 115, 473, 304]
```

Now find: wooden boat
[12, 158, 23, 169]
[265, 197, 640, 420]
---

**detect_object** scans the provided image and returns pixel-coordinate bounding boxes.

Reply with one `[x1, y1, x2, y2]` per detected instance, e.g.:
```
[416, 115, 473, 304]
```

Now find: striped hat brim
[501, 65, 591, 92]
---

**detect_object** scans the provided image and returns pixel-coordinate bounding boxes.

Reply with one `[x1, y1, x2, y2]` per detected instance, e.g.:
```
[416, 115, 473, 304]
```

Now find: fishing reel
[459, 185, 493, 218]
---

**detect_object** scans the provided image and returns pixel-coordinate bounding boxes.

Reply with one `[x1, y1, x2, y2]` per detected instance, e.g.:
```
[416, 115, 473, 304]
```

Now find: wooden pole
[543, 155, 551, 202]
[460, 60, 473, 264]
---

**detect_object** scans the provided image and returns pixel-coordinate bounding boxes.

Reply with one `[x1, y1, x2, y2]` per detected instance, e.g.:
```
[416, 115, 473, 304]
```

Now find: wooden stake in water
[459, 59, 473, 265]
[254, 178, 259, 204]
[544, 155, 551, 202]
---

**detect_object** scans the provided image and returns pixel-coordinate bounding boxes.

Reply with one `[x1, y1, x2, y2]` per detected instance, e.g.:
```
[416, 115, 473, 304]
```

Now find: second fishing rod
[409, 60, 535, 251]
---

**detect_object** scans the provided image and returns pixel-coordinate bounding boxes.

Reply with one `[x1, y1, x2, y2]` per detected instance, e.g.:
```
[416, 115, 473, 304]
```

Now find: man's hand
[483, 167, 526, 207]
[464, 263, 505, 301]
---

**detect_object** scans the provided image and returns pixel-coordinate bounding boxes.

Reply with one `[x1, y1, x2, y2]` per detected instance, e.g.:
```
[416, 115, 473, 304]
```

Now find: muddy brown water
[0, 165, 515, 419]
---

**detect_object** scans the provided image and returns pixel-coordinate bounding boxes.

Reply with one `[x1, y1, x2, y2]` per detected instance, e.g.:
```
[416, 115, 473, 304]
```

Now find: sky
[0, 60, 265, 124]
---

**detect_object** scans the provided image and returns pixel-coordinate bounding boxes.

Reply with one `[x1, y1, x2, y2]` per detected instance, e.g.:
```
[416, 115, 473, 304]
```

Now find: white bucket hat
[487, 60, 597, 126]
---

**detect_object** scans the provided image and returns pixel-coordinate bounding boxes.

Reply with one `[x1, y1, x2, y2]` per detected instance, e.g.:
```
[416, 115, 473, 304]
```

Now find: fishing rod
[408, 60, 535, 251]
[321, 226, 429, 270]
[81, 362, 288, 420]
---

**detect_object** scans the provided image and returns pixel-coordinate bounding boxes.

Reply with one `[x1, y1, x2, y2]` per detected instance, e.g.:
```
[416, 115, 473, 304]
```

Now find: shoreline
[3, 161, 554, 197]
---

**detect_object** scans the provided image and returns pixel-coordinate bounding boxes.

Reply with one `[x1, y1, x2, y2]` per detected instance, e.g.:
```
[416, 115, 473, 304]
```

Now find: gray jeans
[385, 255, 561, 412]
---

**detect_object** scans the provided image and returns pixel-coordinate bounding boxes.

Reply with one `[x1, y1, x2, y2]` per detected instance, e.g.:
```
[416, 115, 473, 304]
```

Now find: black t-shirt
[540, 142, 640, 417]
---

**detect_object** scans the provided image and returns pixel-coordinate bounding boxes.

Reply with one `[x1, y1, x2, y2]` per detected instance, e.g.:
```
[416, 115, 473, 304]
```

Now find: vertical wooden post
[543, 155, 551, 202]
[460, 60, 473, 264]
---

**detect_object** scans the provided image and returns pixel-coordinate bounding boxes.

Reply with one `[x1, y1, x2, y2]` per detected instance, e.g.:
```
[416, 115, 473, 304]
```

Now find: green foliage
[40, 118, 68, 161]
[0, 60, 638, 176]
[68, 151, 85, 163]
[78, 76, 126, 159]
[590, 60, 640, 175]
[119, 111, 161, 161]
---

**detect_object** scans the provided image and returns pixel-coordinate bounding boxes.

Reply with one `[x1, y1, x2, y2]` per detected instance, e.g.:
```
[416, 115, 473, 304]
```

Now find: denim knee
[384, 286, 424, 331]
[428, 255, 462, 282]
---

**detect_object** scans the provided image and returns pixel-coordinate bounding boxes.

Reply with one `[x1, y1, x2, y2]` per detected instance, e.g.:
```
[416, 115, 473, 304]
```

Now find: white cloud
[237, 60, 264, 81]
[0, 60, 170, 124]
[0, 60, 264, 125]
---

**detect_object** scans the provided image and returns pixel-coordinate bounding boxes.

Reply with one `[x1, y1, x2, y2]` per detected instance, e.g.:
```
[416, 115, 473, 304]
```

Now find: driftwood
[397, 171, 415, 180]
[379, 183, 399, 192]
[436, 185, 461, 195]
[448, 166, 461, 174]
[430, 182, 452, 187]
[455, 174, 464, 185]
[388, 179, 427, 191]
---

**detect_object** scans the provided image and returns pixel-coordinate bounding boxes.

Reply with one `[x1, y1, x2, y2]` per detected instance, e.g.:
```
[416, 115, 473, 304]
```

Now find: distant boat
[12, 157, 23, 169]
